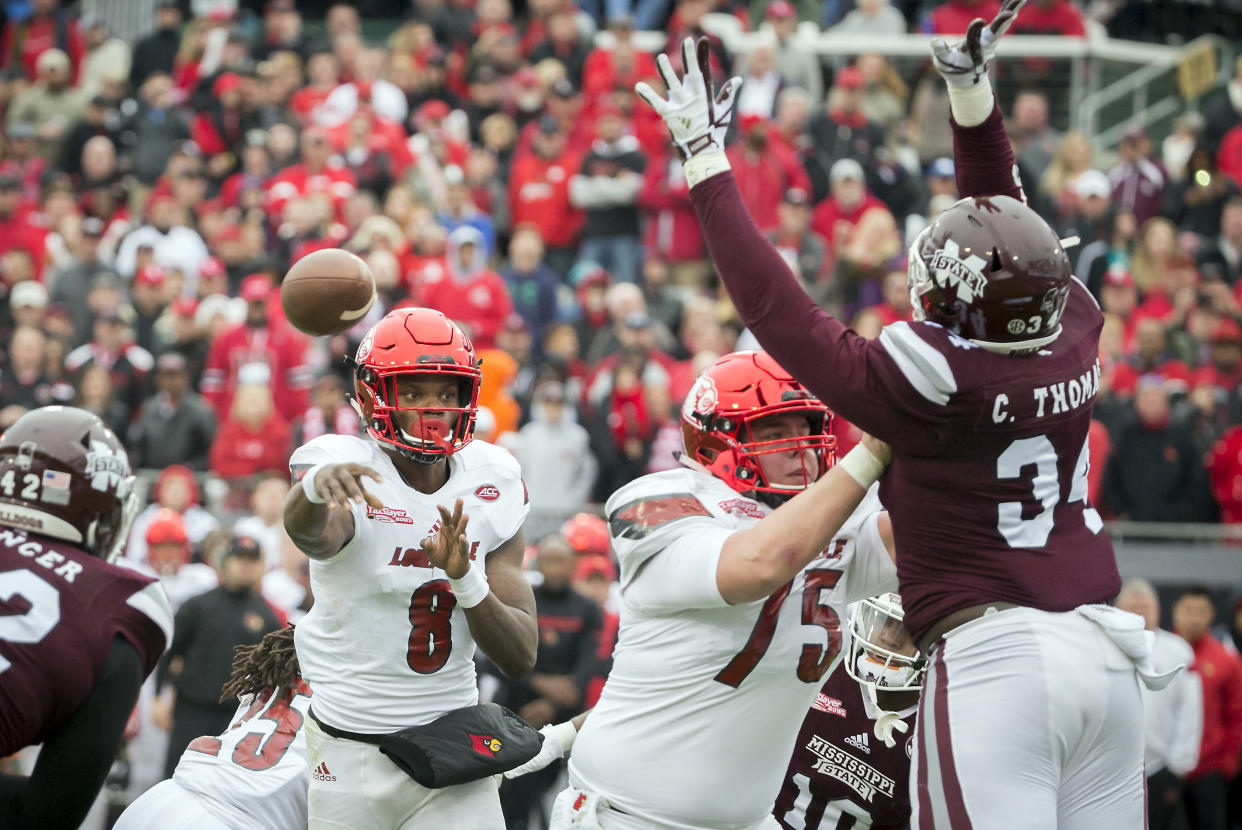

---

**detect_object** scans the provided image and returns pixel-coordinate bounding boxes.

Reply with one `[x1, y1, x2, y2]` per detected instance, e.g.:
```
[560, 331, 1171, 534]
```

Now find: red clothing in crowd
[514, 118, 594, 162]
[509, 150, 582, 249]
[581, 46, 659, 100]
[416, 269, 514, 351]
[0, 13, 84, 81]
[1087, 418, 1112, 511]
[200, 324, 311, 422]
[639, 154, 704, 263]
[1184, 632, 1242, 779]
[288, 85, 334, 122]
[1219, 125, 1242, 189]
[726, 142, 810, 233]
[264, 162, 357, 219]
[326, 112, 414, 176]
[1110, 358, 1194, 396]
[1209, 426, 1242, 524]
[869, 301, 911, 327]
[924, 0, 1001, 33]
[0, 208, 48, 278]
[209, 412, 292, 479]
[1011, 0, 1086, 36]
[809, 192, 891, 252]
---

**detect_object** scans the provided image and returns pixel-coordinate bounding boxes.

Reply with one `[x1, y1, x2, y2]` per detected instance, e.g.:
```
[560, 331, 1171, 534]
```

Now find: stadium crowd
[2, 0, 1242, 825]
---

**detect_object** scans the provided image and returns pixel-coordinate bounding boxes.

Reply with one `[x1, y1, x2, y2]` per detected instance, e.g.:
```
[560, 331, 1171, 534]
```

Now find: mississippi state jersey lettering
[0, 528, 172, 755]
[774, 667, 915, 830]
[174, 682, 313, 830]
[568, 468, 896, 829]
[289, 435, 527, 733]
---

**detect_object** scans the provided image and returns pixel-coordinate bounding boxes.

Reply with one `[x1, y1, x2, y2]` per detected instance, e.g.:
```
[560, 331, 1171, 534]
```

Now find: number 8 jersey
[288, 434, 527, 733]
[568, 466, 896, 830]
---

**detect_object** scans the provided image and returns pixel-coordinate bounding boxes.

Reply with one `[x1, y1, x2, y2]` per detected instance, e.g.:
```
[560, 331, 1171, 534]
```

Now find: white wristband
[946, 76, 995, 128]
[838, 444, 888, 489]
[449, 564, 490, 609]
[301, 463, 329, 504]
[682, 151, 732, 189]
[549, 719, 579, 754]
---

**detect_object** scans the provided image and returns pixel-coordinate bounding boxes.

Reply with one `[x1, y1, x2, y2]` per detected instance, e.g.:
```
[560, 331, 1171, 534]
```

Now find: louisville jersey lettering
[174, 682, 313, 829]
[568, 467, 897, 829]
[774, 666, 916, 830]
[289, 434, 527, 733]
[0, 528, 172, 755]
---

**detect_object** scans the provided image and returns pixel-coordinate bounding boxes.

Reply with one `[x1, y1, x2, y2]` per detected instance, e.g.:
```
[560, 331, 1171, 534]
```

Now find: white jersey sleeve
[840, 503, 898, 604]
[288, 435, 381, 561]
[456, 441, 528, 549]
[620, 524, 733, 613]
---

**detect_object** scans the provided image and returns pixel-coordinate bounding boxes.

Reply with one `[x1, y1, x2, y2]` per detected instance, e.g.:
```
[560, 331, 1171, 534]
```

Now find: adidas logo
[312, 762, 337, 782]
[844, 733, 871, 754]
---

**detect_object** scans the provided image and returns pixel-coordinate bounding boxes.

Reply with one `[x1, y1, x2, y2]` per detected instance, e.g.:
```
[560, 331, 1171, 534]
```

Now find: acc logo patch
[474, 484, 500, 502]
[469, 734, 502, 755]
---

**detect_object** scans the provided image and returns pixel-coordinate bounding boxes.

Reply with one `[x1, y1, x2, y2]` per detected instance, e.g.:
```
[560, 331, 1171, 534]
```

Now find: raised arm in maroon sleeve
[689, 174, 947, 452]
[950, 101, 1026, 204]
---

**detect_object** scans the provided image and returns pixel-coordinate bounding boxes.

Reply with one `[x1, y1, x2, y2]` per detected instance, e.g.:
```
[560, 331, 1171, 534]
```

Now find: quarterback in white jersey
[282, 308, 537, 830]
[117, 628, 311, 830]
[513, 352, 897, 830]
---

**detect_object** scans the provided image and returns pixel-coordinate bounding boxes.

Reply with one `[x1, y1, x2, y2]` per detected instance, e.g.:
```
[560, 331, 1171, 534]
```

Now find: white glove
[504, 722, 575, 779]
[930, 0, 1026, 87]
[635, 37, 742, 164]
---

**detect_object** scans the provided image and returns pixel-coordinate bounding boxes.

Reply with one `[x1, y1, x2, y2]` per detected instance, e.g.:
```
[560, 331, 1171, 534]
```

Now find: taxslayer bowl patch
[367, 505, 414, 524]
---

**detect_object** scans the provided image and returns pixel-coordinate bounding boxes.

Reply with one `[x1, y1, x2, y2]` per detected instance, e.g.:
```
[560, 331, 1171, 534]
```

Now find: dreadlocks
[219, 626, 300, 704]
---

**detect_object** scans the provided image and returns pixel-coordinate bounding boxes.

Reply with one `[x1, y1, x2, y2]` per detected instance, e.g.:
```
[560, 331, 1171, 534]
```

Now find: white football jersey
[569, 467, 895, 830]
[289, 435, 528, 732]
[173, 683, 313, 830]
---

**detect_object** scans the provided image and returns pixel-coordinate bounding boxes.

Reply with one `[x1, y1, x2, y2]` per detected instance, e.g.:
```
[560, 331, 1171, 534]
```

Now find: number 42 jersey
[289, 435, 527, 734]
[568, 467, 897, 830]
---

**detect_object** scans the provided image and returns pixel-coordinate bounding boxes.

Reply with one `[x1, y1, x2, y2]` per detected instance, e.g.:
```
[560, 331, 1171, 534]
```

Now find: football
[280, 248, 376, 336]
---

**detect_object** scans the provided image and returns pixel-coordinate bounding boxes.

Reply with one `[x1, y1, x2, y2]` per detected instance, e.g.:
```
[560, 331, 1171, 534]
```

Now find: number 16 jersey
[568, 467, 896, 830]
[288, 435, 527, 734]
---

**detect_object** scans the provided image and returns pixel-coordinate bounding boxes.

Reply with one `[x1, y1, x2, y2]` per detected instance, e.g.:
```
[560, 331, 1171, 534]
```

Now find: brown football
[280, 248, 376, 337]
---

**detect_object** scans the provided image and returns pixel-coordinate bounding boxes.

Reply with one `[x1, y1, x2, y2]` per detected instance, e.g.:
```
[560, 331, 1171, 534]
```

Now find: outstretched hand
[635, 37, 742, 162]
[314, 464, 385, 512]
[930, 0, 1026, 86]
[422, 498, 472, 579]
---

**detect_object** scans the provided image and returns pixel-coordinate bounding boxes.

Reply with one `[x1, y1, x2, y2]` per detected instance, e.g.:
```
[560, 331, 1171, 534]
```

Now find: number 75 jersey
[568, 468, 896, 829]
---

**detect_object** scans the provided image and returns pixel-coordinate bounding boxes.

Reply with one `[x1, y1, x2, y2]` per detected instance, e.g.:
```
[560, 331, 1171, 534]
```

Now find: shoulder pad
[289, 434, 375, 477]
[877, 321, 959, 406]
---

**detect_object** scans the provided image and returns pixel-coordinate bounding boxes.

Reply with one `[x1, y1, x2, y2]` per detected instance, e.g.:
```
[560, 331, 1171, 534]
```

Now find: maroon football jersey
[0, 526, 172, 755]
[690, 101, 1120, 644]
[773, 666, 915, 830]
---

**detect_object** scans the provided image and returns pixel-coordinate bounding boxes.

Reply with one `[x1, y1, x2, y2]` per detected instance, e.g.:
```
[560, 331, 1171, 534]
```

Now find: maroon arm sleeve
[689, 173, 947, 451]
[950, 100, 1026, 205]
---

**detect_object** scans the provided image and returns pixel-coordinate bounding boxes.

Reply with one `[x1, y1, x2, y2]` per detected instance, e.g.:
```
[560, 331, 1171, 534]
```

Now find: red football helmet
[0, 406, 138, 562]
[145, 508, 190, 573]
[908, 195, 1072, 353]
[353, 308, 481, 462]
[681, 351, 834, 502]
[561, 513, 610, 556]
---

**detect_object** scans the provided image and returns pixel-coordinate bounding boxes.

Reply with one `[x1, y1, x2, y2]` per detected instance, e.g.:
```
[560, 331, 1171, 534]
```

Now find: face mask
[855, 651, 918, 689]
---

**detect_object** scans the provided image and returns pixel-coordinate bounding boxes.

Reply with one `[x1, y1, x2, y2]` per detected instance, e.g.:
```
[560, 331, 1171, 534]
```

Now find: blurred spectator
[510, 117, 582, 279]
[832, 0, 907, 35]
[129, 2, 183, 90]
[922, 0, 1002, 34]
[810, 158, 900, 309]
[1102, 378, 1215, 522]
[64, 309, 153, 419]
[129, 352, 216, 472]
[735, 37, 784, 122]
[1131, 217, 1185, 295]
[209, 382, 293, 481]
[0, 0, 84, 83]
[0, 326, 56, 427]
[130, 265, 170, 353]
[127, 464, 220, 568]
[118, 72, 192, 184]
[507, 381, 598, 540]
[142, 508, 217, 609]
[114, 194, 210, 280]
[0, 174, 46, 275]
[1110, 125, 1169, 227]
[1011, 0, 1086, 36]
[1011, 90, 1061, 178]
[7, 48, 86, 161]
[154, 534, 281, 779]
[587, 344, 665, 499]
[234, 474, 292, 570]
[1197, 197, 1242, 286]
[1, 123, 47, 199]
[1174, 587, 1242, 830]
[200, 274, 310, 421]
[570, 104, 646, 285]
[1039, 130, 1094, 227]
[765, 2, 822, 103]
[265, 126, 357, 219]
[502, 226, 561, 349]
[73, 362, 129, 437]
[639, 149, 708, 289]
[1209, 423, 1242, 525]
[769, 187, 828, 301]
[1117, 578, 1202, 830]
[584, 282, 676, 366]
[1111, 318, 1193, 398]
[1164, 147, 1240, 243]
[437, 168, 496, 256]
[806, 67, 884, 202]
[78, 14, 129, 97]
[294, 373, 360, 446]
[856, 53, 907, 135]
[728, 114, 811, 234]
[572, 552, 618, 708]
[495, 533, 602, 828]
[1164, 112, 1206, 183]
[418, 225, 513, 350]
[531, 2, 591, 87]
[58, 96, 115, 181]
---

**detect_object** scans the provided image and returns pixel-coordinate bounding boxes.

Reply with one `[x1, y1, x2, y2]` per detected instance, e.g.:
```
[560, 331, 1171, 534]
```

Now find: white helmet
[845, 593, 926, 695]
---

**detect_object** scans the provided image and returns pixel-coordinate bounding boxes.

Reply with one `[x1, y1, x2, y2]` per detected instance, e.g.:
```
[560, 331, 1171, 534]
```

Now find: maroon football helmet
[908, 195, 1072, 353]
[0, 406, 139, 562]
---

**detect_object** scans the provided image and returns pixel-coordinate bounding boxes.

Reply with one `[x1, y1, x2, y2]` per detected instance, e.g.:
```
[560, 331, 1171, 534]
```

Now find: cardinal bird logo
[469, 734, 502, 755]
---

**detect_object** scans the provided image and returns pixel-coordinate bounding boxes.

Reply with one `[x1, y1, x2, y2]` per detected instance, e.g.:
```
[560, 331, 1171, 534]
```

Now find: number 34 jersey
[288, 435, 528, 734]
[173, 682, 313, 830]
[568, 467, 896, 830]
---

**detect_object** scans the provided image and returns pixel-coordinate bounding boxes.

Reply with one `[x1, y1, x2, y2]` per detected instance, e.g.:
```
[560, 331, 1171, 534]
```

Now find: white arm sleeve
[1167, 667, 1204, 777]
[621, 523, 733, 614]
[842, 511, 899, 604]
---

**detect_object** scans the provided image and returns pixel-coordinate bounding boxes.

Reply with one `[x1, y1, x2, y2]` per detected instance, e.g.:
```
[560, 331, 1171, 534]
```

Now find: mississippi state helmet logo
[682, 375, 718, 421]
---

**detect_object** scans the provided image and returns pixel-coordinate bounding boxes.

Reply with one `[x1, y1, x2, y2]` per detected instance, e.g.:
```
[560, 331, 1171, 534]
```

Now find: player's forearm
[282, 486, 346, 560]
[465, 597, 537, 678]
[950, 95, 1024, 204]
